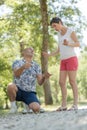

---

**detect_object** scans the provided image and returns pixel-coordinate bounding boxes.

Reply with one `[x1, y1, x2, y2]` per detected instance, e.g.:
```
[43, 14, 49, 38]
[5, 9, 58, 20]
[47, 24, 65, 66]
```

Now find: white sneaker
[28, 109, 33, 113]
[22, 103, 45, 114]
[40, 108, 45, 113]
[22, 104, 33, 114]
[22, 109, 28, 114]
[9, 106, 17, 114]
[22, 108, 33, 114]
[22, 108, 45, 114]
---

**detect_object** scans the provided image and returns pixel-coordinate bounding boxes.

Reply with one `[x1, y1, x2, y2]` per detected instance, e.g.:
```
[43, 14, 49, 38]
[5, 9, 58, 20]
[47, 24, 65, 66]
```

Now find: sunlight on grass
[42, 104, 58, 111]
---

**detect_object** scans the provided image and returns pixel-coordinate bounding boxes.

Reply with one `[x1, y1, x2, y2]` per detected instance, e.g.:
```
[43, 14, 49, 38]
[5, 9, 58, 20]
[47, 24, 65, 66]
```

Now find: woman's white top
[58, 28, 79, 60]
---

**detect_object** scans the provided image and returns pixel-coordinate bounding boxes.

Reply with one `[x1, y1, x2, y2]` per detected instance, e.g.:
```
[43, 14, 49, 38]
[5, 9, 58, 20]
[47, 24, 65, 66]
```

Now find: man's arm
[13, 62, 31, 77]
[13, 65, 25, 77]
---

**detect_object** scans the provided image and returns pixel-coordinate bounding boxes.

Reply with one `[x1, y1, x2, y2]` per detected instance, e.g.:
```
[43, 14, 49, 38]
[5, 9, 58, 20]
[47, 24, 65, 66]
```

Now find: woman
[43, 17, 80, 111]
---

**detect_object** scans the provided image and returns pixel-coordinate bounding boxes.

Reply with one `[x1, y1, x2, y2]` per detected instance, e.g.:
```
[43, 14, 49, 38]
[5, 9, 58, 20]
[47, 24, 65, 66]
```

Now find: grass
[0, 109, 9, 115]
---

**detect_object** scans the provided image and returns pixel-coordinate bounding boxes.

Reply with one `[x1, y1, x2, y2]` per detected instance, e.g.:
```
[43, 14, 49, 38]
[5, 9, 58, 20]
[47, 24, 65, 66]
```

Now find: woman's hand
[63, 39, 69, 46]
[42, 52, 50, 57]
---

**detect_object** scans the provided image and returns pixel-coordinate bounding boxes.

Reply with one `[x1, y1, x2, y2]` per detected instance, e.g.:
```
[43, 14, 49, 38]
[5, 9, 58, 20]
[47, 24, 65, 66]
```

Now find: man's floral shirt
[12, 59, 42, 92]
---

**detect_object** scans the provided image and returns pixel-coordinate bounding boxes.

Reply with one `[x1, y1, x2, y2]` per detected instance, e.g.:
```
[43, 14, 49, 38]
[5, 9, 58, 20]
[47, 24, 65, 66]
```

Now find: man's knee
[7, 83, 17, 92]
[29, 102, 40, 113]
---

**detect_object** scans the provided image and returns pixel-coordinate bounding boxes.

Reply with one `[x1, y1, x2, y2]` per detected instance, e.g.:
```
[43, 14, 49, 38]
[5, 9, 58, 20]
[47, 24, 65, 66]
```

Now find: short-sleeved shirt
[12, 59, 42, 92]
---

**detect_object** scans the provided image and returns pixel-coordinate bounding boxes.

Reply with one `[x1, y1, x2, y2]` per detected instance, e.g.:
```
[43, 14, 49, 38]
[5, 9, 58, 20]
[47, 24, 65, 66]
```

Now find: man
[7, 47, 51, 113]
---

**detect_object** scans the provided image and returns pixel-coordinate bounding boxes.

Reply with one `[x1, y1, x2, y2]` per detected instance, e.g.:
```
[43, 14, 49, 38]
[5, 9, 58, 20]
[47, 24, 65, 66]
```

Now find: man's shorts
[60, 56, 78, 71]
[16, 87, 40, 105]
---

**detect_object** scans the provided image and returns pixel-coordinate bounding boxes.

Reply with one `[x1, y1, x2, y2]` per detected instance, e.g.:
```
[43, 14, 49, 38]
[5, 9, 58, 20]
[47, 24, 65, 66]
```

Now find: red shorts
[60, 56, 78, 71]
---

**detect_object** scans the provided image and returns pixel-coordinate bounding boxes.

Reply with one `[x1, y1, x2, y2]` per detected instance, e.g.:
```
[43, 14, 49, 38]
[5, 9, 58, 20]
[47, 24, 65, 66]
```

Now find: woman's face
[51, 22, 62, 31]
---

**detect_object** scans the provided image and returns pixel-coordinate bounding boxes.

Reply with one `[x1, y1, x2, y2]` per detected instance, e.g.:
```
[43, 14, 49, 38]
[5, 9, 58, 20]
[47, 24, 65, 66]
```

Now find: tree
[39, 0, 53, 104]
[0, 0, 4, 5]
[0, 0, 87, 107]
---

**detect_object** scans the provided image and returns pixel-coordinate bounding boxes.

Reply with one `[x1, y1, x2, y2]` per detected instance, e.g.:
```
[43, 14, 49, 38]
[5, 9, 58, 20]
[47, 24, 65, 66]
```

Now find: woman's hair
[50, 17, 63, 25]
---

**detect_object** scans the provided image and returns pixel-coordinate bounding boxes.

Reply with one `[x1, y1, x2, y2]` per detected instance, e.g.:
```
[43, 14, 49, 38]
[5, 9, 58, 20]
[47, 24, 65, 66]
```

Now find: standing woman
[43, 17, 80, 111]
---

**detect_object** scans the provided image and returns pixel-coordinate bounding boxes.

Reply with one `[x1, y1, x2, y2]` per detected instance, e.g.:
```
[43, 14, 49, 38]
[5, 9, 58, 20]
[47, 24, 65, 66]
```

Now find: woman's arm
[63, 31, 80, 47]
[43, 46, 60, 57]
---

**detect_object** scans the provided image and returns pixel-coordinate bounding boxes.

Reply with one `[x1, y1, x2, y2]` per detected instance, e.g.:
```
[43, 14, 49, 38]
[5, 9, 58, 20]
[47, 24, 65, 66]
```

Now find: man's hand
[37, 72, 52, 85]
[43, 72, 52, 79]
[24, 62, 32, 69]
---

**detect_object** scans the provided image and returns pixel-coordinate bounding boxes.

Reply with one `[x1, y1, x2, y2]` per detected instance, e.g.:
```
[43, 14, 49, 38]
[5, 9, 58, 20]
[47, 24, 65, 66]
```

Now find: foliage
[47, 0, 87, 42]
[78, 52, 87, 99]
[0, 0, 5, 5]
[0, 88, 6, 108]
[0, 0, 87, 107]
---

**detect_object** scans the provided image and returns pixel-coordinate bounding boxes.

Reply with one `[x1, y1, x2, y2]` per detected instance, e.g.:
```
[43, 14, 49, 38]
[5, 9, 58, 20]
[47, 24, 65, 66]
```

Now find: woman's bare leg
[59, 71, 67, 108]
[68, 71, 78, 107]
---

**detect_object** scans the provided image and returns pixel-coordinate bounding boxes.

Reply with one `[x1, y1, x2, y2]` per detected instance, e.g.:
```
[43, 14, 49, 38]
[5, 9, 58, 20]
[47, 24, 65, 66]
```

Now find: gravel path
[0, 109, 87, 130]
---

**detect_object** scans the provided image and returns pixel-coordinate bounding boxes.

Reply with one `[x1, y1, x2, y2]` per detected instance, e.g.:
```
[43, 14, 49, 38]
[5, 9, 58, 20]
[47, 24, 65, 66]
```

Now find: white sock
[11, 101, 17, 108]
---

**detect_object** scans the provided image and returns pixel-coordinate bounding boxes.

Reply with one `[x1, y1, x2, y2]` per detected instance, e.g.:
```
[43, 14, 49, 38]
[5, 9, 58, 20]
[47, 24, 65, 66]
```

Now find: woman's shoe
[68, 105, 78, 111]
[56, 106, 67, 111]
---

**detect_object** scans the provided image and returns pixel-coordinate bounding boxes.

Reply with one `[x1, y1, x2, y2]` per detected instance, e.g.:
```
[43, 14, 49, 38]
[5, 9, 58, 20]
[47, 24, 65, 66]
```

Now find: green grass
[0, 109, 9, 115]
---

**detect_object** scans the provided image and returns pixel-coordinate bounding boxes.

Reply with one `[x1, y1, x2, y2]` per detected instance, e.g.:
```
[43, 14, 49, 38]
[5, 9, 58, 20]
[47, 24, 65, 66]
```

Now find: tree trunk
[19, 41, 25, 57]
[39, 0, 53, 105]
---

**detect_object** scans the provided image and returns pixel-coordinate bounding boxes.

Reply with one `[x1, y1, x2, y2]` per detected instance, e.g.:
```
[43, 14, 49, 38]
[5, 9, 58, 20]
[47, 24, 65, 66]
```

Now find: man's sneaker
[22, 103, 45, 114]
[22, 108, 33, 114]
[22, 109, 28, 114]
[9, 106, 17, 114]
[40, 108, 45, 113]
[28, 109, 33, 113]
[22, 104, 33, 114]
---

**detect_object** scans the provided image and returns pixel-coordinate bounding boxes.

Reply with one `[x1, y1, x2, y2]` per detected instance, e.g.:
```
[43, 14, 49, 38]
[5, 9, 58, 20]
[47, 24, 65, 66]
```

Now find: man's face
[23, 47, 34, 57]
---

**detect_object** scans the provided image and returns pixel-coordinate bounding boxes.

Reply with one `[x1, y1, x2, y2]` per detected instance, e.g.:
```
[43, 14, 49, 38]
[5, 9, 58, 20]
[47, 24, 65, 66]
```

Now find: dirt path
[0, 109, 87, 130]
